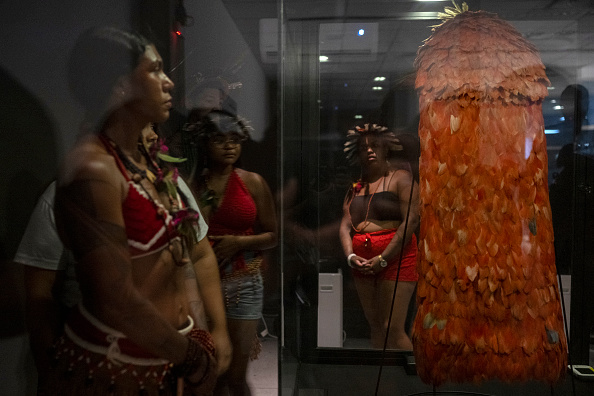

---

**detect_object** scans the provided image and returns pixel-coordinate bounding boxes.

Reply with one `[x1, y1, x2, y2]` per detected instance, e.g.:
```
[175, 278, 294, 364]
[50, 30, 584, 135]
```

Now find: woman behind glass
[187, 110, 277, 395]
[339, 124, 420, 350]
[48, 26, 230, 395]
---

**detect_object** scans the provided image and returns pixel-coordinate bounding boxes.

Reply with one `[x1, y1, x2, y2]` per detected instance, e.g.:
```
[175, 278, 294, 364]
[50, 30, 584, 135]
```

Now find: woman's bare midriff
[130, 245, 190, 329]
[353, 219, 401, 233]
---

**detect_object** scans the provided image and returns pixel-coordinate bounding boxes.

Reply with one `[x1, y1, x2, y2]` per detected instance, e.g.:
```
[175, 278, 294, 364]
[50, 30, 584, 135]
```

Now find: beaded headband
[343, 123, 403, 165]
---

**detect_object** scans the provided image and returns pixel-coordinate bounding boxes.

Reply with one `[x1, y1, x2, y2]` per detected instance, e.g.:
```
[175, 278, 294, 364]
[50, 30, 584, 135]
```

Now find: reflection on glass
[340, 125, 420, 350]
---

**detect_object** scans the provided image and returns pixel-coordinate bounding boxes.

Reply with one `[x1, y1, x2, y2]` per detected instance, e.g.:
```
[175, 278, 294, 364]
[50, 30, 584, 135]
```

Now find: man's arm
[14, 182, 66, 378]
[23, 267, 61, 377]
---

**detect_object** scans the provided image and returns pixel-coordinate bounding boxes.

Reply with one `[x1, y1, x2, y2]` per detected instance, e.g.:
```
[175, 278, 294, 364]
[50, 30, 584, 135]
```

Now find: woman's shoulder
[59, 136, 120, 186]
[235, 168, 269, 193]
[386, 168, 413, 190]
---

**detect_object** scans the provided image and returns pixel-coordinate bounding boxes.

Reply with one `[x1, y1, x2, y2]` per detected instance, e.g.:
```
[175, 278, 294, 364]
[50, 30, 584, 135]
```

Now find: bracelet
[347, 253, 356, 268]
[184, 354, 212, 387]
[182, 330, 217, 391]
[188, 328, 216, 357]
[171, 338, 207, 379]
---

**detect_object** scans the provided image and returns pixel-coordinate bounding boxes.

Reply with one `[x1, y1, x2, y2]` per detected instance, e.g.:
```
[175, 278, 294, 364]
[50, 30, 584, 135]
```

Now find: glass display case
[1, 0, 594, 395]
[274, 0, 594, 393]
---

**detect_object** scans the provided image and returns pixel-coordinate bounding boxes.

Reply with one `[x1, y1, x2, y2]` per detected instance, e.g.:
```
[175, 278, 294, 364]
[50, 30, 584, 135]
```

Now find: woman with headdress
[187, 109, 277, 395]
[48, 26, 232, 395]
[339, 123, 420, 350]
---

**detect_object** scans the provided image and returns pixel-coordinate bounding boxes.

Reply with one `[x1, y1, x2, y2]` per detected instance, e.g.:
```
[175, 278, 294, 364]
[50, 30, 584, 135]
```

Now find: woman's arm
[340, 189, 366, 270]
[191, 237, 232, 374]
[182, 262, 208, 330]
[247, 171, 278, 248]
[339, 191, 354, 257]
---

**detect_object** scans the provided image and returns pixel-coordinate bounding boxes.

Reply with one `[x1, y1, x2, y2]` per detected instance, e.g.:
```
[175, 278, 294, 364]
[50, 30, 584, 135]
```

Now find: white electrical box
[317, 270, 343, 347]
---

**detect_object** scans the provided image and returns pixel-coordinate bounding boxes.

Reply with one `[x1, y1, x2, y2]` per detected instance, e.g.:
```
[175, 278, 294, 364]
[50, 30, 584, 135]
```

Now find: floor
[1, 327, 591, 396]
[273, 337, 594, 396]
[292, 362, 594, 396]
[248, 334, 279, 395]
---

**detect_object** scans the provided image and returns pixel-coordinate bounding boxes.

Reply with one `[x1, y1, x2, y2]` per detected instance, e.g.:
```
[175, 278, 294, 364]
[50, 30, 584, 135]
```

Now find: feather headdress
[343, 123, 403, 165]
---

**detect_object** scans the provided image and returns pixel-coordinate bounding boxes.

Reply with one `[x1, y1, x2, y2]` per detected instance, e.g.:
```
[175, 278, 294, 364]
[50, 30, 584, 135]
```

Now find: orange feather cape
[413, 10, 567, 386]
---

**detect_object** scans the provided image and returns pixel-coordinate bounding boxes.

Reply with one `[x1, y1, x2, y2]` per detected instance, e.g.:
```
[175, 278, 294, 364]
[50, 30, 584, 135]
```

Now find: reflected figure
[167, 77, 231, 181]
[561, 84, 590, 155]
[551, 84, 589, 135]
[549, 85, 590, 274]
[187, 110, 278, 396]
[187, 76, 230, 124]
[549, 143, 575, 275]
[339, 123, 420, 350]
[47, 27, 230, 395]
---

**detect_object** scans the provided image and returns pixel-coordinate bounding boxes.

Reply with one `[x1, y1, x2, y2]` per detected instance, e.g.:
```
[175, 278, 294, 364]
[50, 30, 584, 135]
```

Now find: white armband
[347, 253, 356, 268]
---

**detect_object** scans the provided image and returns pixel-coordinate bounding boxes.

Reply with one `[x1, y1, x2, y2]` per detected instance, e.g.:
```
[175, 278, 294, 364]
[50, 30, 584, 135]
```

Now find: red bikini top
[100, 136, 180, 258]
[123, 182, 180, 258]
[208, 170, 257, 237]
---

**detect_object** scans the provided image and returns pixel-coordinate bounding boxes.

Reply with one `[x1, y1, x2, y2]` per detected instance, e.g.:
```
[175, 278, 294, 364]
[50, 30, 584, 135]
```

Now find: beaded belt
[64, 304, 193, 366]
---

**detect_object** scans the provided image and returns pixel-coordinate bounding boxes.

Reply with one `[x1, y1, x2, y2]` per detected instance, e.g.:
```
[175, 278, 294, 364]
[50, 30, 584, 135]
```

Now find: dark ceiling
[222, 0, 594, 124]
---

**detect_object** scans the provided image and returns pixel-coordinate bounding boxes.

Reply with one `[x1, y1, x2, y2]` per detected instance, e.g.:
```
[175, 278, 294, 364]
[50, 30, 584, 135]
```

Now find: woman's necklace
[200, 175, 220, 210]
[199, 170, 231, 211]
[115, 144, 158, 184]
[349, 175, 383, 233]
[99, 133, 189, 266]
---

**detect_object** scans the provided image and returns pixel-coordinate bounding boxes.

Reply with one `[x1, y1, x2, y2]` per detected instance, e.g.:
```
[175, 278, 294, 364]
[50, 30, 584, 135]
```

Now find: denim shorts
[222, 270, 264, 320]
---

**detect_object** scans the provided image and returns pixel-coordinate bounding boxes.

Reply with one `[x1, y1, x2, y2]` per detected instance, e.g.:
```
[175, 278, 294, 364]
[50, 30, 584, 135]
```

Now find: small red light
[175, 30, 182, 36]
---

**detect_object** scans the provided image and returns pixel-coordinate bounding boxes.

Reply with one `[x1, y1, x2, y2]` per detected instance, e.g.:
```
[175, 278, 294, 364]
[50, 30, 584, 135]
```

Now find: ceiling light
[374, 76, 386, 81]
[355, 115, 363, 119]
[319, 55, 329, 62]
[553, 105, 564, 110]
[358, 29, 365, 36]
[372, 86, 383, 91]
[547, 86, 555, 90]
